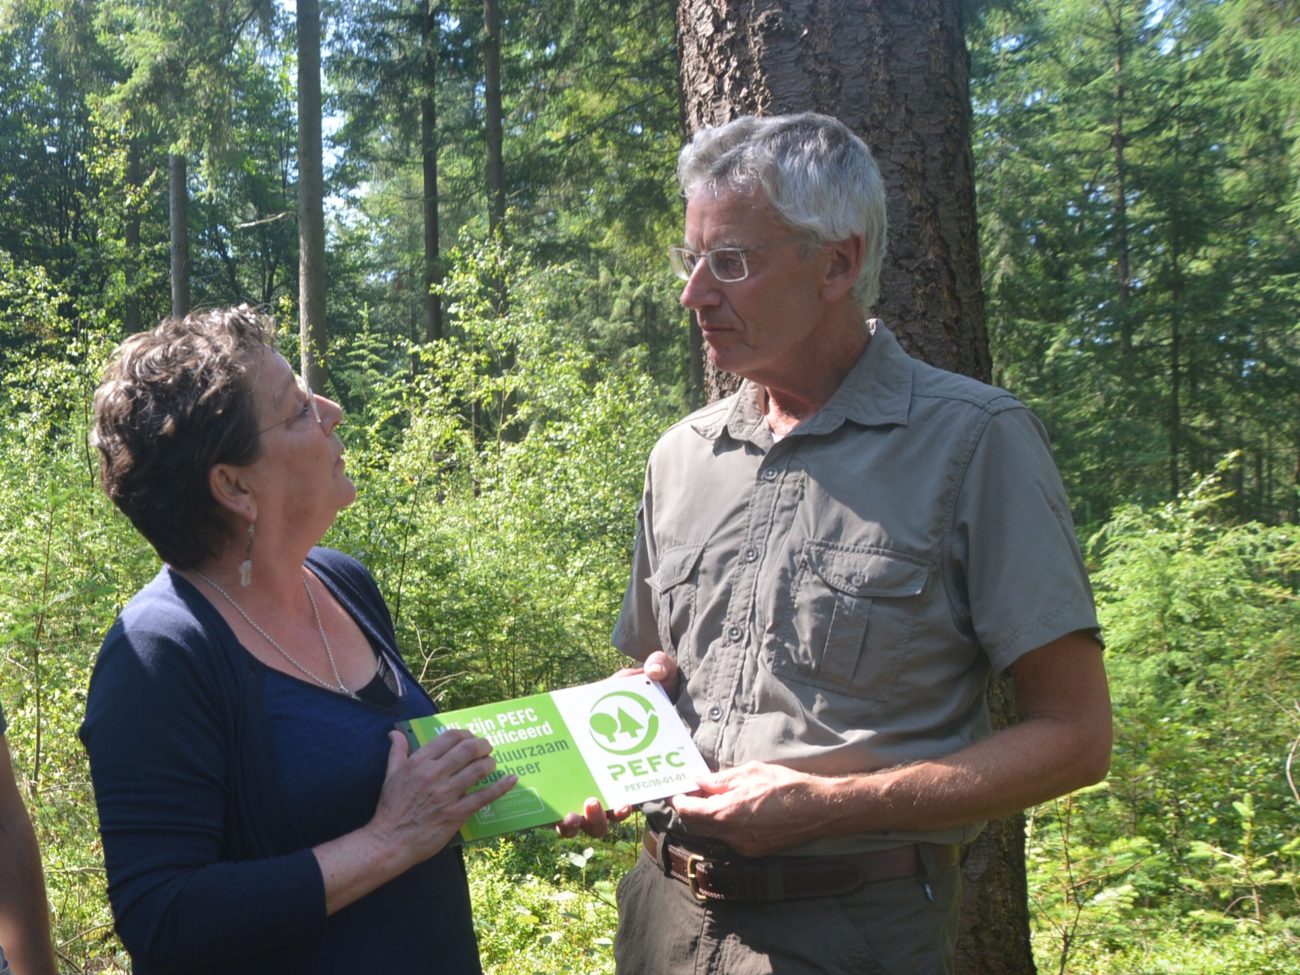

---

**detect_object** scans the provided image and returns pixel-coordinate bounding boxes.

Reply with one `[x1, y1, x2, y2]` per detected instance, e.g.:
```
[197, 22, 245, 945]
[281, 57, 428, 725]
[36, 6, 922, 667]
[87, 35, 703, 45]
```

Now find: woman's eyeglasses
[257, 375, 322, 435]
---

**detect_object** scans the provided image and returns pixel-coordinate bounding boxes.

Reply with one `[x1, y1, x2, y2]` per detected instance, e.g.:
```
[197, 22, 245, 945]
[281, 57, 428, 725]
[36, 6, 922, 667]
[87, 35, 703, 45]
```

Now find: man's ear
[821, 233, 866, 303]
[208, 463, 258, 524]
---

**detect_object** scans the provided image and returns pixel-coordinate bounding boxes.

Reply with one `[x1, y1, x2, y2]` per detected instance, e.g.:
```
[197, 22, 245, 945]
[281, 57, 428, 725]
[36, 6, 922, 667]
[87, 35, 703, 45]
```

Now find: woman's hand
[315, 729, 516, 913]
[369, 730, 516, 863]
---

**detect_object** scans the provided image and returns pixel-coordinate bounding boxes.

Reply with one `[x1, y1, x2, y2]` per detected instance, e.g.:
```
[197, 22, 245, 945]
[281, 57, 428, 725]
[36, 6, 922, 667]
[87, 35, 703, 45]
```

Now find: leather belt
[644, 830, 960, 903]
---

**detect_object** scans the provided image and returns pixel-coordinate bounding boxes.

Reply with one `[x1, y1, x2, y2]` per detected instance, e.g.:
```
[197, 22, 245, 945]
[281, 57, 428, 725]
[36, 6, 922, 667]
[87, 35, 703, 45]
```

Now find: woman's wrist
[314, 821, 412, 915]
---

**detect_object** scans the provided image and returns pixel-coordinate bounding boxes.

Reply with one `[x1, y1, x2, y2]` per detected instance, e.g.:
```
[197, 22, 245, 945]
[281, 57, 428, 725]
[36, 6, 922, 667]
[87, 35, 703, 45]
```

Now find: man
[0, 700, 58, 975]
[566, 112, 1111, 974]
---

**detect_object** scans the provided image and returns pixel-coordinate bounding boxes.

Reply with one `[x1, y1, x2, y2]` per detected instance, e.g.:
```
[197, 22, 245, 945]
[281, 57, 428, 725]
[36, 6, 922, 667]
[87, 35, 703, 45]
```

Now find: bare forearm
[0, 814, 58, 975]
[313, 823, 414, 916]
[810, 632, 1111, 836]
[825, 711, 1112, 836]
[675, 713, 1109, 856]
[670, 634, 1112, 855]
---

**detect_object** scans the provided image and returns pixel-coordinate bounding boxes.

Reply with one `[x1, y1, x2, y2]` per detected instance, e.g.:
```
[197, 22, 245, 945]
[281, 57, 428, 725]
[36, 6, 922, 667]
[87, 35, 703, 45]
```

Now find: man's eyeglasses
[257, 374, 322, 435]
[668, 234, 806, 283]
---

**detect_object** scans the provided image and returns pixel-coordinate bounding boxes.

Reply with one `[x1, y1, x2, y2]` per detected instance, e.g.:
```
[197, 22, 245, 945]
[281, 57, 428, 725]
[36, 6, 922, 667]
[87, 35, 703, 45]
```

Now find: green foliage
[6, 137, 1299, 975]
[971, 0, 1300, 528]
[1026, 463, 1300, 973]
[324, 0, 684, 371]
[466, 821, 640, 975]
[0, 287, 154, 970]
[327, 237, 674, 705]
[8, 250, 1291, 974]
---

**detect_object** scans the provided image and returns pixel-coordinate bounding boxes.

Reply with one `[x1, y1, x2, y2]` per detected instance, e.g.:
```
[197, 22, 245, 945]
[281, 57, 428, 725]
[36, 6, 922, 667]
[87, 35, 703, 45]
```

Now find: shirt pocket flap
[647, 543, 706, 594]
[803, 543, 929, 598]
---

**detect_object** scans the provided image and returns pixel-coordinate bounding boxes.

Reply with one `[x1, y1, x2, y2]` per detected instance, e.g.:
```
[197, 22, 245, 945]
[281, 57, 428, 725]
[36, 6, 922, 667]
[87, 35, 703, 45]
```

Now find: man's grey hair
[677, 112, 887, 312]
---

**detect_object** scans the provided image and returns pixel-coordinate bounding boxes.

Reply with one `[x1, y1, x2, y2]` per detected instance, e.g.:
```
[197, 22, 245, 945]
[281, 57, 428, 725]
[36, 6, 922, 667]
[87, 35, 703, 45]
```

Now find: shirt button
[727, 625, 742, 642]
[707, 705, 723, 721]
[850, 573, 865, 588]
[762, 468, 778, 481]
[744, 548, 758, 562]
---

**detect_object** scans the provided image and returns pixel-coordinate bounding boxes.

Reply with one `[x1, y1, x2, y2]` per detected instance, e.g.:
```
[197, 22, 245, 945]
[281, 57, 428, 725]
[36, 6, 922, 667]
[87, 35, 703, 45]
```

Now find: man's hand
[668, 762, 828, 857]
[613, 650, 679, 700]
[555, 798, 635, 839]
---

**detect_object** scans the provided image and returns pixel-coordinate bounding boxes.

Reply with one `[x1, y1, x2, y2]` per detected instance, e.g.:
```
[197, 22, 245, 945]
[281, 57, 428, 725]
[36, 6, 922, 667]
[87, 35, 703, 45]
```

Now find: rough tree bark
[677, 2, 1031, 972]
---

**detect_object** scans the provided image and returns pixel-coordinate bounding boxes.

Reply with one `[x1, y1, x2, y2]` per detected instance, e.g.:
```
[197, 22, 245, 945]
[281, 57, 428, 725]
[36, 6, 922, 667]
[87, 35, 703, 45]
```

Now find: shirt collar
[691, 319, 913, 444]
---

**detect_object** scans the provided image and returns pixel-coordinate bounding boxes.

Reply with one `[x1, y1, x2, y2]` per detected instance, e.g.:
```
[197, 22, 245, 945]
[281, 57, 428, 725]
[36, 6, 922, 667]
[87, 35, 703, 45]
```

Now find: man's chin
[703, 333, 733, 357]
[705, 343, 748, 374]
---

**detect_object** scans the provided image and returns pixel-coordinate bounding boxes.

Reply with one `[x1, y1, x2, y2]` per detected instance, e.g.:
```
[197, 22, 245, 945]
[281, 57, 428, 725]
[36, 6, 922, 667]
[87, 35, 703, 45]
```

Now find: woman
[80, 306, 515, 975]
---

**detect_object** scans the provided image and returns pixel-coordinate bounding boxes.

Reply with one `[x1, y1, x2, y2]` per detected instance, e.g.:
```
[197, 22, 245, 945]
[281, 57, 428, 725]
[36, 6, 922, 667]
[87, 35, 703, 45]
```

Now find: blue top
[80, 548, 482, 975]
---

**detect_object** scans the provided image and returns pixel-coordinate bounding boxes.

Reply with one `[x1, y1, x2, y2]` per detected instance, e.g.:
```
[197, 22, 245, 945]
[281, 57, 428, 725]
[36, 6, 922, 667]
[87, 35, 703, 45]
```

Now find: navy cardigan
[80, 548, 481, 975]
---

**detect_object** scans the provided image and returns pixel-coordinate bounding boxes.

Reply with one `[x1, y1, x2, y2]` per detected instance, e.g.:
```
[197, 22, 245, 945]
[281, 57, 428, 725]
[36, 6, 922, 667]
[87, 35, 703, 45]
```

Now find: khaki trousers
[614, 846, 961, 975]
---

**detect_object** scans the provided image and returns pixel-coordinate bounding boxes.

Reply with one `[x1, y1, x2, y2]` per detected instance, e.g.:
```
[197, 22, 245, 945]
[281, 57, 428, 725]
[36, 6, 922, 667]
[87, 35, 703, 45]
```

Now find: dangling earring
[239, 522, 255, 587]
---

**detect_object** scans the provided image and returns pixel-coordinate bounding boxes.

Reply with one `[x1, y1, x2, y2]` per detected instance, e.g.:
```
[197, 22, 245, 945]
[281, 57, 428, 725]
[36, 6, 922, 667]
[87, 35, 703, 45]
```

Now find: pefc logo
[587, 690, 660, 756]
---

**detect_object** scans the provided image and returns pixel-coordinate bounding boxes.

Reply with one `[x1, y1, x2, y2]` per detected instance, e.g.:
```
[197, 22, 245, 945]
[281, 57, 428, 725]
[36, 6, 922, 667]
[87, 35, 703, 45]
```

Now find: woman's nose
[317, 394, 343, 432]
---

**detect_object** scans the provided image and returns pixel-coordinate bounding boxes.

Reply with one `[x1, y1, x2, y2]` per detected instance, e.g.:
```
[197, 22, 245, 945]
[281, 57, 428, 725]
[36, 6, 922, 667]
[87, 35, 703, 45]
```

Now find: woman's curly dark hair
[91, 306, 276, 569]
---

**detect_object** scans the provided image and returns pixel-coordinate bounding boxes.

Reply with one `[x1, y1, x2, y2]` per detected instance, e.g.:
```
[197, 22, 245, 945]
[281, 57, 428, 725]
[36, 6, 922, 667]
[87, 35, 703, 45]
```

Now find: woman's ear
[820, 233, 866, 303]
[208, 463, 258, 524]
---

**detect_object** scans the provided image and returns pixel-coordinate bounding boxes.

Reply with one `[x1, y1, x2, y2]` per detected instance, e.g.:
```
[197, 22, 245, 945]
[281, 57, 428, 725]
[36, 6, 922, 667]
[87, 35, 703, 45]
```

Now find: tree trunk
[678, 0, 990, 384]
[297, 0, 329, 391]
[483, 0, 506, 237]
[1106, 0, 1135, 364]
[420, 0, 444, 343]
[168, 152, 190, 318]
[125, 139, 143, 332]
[677, 2, 1029, 972]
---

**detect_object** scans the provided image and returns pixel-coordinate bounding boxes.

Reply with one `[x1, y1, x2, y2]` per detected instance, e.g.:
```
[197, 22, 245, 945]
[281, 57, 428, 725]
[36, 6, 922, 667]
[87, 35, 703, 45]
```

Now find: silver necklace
[193, 569, 358, 699]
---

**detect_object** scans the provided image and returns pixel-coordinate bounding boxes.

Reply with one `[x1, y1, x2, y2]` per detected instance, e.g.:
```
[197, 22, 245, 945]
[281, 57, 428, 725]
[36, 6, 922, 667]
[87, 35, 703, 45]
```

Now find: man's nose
[679, 259, 721, 310]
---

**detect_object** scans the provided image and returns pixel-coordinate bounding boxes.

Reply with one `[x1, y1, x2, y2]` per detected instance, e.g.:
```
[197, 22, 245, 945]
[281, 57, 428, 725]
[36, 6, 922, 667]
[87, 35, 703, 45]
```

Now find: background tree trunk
[297, 0, 329, 390]
[1106, 0, 1135, 364]
[125, 138, 143, 332]
[420, 0, 444, 343]
[677, 1, 1029, 971]
[168, 152, 190, 318]
[483, 0, 506, 237]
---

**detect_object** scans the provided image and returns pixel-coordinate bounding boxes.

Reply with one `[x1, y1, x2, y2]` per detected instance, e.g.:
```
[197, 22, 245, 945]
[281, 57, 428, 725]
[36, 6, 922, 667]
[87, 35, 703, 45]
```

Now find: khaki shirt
[613, 322, 1100, 853]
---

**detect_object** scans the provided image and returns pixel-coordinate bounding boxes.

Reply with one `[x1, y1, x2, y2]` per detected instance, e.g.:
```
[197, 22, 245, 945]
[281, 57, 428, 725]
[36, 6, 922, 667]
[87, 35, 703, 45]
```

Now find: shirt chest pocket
[646, 542, 706, 659]
[770, 542, 929, 701]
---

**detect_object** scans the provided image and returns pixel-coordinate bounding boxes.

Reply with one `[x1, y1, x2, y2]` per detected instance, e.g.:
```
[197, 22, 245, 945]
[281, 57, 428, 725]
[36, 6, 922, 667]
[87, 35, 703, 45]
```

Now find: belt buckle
[684, 853, 709, 902]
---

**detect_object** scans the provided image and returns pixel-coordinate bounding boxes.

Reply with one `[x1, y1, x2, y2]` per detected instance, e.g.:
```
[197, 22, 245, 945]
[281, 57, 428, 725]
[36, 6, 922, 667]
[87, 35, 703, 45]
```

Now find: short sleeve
[951, 405, 1101, 673]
